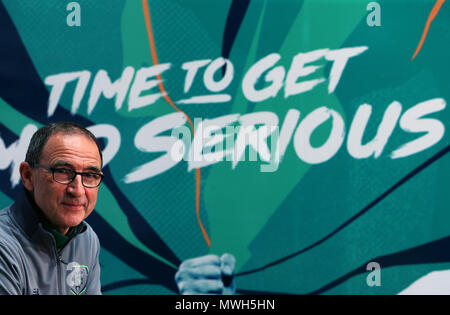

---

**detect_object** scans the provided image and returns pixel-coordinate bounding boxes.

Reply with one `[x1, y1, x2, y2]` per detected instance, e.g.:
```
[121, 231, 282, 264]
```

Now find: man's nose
[66, 174, 84, 195]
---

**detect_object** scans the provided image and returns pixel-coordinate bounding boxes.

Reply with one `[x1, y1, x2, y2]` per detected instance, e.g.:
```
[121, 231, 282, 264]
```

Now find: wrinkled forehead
[40, 132, 102, 168]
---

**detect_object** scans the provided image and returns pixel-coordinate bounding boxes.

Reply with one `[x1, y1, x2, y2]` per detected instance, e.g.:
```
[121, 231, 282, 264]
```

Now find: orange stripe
[412, 0, 445, 60]
[141, 0, 211, 247]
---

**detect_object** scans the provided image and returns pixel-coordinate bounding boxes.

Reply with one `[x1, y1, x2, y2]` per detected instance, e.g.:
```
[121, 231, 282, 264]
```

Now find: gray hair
[25, 122, 103, 167]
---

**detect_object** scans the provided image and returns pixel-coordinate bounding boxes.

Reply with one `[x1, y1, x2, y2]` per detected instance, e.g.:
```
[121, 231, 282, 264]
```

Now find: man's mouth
[62, 202, 84, 210]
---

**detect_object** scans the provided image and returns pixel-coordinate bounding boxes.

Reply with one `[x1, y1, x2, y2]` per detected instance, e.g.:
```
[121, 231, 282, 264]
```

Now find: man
[0, 122, 235, 295]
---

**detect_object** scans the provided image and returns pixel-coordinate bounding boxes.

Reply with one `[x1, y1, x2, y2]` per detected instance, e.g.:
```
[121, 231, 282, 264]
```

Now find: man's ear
[19, 162, 34, 192]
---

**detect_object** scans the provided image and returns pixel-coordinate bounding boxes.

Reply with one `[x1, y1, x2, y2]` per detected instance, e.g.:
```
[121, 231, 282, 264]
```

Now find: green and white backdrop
[0, 0, 449, 294]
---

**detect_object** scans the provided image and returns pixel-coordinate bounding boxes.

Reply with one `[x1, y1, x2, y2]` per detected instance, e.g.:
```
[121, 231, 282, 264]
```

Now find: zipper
[39, 222, 84, 294]
[45, 225, 81, 295]
[55, 233, 78, 295]
[44, 229, 62, 295]
[56, 251, 62, 294]
[50, 233, 66, 295]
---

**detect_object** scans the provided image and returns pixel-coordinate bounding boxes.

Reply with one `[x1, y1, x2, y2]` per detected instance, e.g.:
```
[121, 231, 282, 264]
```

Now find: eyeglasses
[34, 164, 104, 188]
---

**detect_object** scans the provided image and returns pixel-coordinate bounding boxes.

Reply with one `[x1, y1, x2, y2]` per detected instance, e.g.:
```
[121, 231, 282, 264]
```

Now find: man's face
[27, 132, 102, 234]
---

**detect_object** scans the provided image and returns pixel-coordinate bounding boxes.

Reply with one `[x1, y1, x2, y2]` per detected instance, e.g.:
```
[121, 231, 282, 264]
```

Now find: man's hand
[175, 253, 236, 295]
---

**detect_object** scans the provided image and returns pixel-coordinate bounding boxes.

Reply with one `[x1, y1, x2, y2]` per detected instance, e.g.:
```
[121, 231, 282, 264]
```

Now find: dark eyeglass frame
[34, 164, 104, 188]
